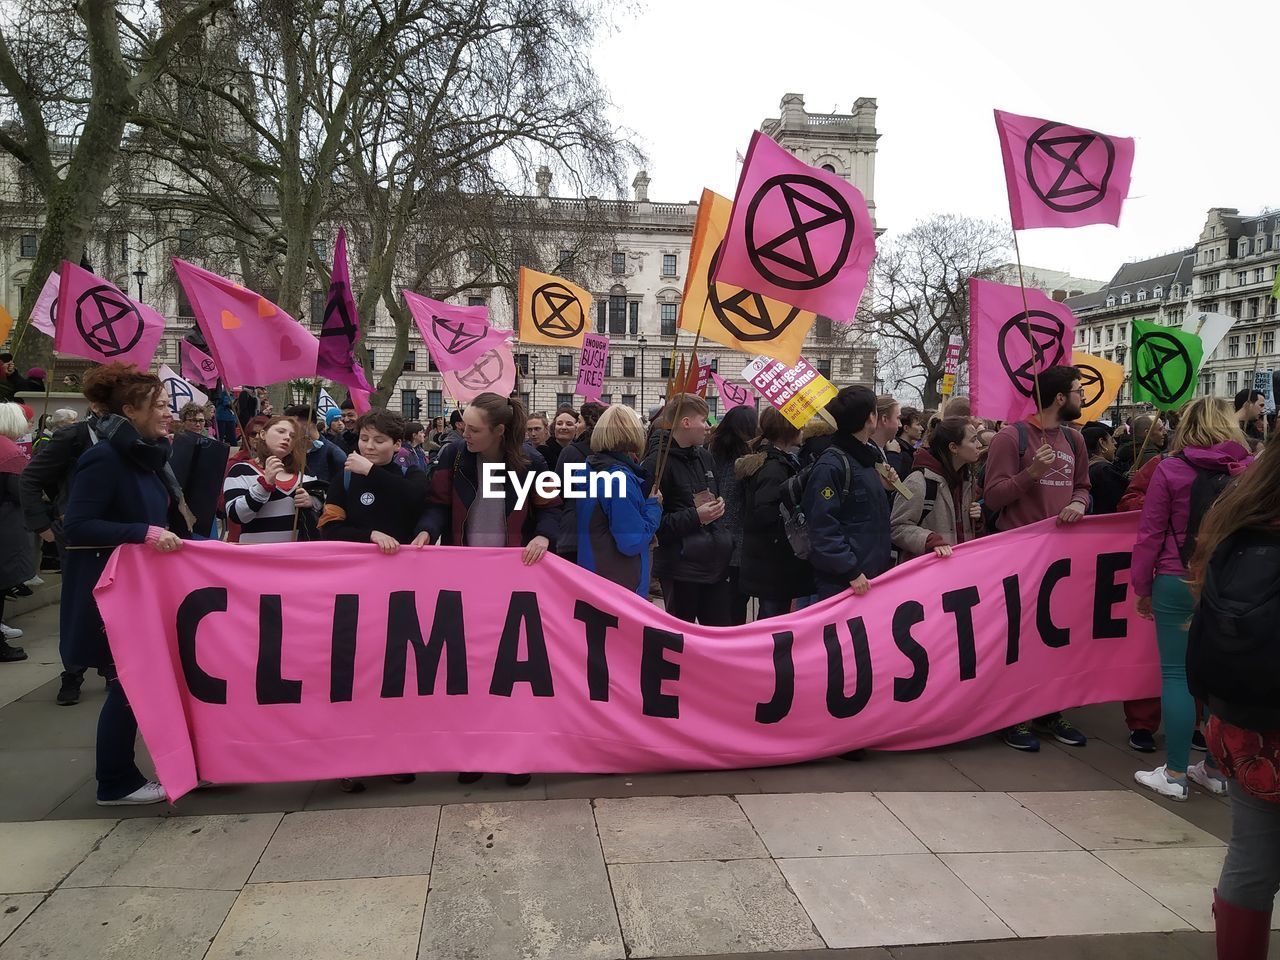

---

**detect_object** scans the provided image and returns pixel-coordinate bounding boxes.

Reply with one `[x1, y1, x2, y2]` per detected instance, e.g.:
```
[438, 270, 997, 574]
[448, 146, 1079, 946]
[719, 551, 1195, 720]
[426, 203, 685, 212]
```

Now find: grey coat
[889, 465, 976, 561]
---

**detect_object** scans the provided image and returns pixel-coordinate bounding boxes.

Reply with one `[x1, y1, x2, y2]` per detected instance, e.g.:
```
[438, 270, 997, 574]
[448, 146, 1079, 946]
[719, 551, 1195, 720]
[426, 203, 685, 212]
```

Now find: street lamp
[132, 262, 148, 302]
[637, 332, 647, 415]
[1113, 343, 1128, 425]
[530, 354, 539, 414]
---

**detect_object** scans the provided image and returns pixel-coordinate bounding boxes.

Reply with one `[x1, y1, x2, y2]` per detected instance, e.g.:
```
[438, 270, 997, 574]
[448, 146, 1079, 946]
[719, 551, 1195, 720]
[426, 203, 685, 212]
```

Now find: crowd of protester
[0, 359, 1275, 957]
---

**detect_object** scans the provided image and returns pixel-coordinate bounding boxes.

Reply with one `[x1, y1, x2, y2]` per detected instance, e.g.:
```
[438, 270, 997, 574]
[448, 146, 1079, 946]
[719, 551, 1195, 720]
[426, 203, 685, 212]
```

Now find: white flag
[158, 364, 208, 416]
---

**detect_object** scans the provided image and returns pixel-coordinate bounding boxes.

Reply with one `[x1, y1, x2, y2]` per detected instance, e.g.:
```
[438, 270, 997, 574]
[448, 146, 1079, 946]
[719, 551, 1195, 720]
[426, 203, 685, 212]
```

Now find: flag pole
[650, 298, 709, 495]
[38, 358, 57, 427]
[1010, 228, 1048, 418]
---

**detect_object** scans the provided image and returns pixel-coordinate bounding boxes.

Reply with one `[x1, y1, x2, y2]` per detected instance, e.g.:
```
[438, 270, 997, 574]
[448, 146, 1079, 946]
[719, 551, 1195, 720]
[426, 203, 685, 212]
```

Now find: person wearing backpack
[982, 365, 1091, 751]
[1185, 445, 1280, 959]
[802, 385, 895, 601]
[890, 417, 982, 562]
[1131, 396, 1251, 802]
[737, 407, 813, 619]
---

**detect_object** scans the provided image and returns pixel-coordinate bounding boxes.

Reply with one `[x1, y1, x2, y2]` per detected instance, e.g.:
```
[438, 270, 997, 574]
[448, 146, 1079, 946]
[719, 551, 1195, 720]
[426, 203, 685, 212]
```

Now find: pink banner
[710, 370, 753, 410]
[575, 332, 608, 402]
[440, 340, 517, 404]
[404, 291, 508, 374]
[95, 514, 1158, 801]
[350, 385, 372, 415]
[317, 228, 373, 392]
[713, 131, 875, 321]
[173, 258, 320, 387]
[53, 260, 165, 368]
[30, 271, 58, 338]
[994, 109, 1135, 230]
[180, 340, 220, 389]
[968, 278, 1076, 422]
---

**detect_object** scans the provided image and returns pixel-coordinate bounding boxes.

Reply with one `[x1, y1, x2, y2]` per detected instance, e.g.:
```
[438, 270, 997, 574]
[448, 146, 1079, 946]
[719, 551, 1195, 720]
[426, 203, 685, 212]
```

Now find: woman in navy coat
[62, 363, 189, 805]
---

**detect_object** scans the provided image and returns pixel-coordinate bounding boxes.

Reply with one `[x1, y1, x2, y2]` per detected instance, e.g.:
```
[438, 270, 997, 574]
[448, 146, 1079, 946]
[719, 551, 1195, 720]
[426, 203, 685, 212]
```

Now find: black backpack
[982, 421, 1084, 531]
[779, 449, 853, 560]
[1173, 455, 1234, 567]
[1187, 528, 1280, 726]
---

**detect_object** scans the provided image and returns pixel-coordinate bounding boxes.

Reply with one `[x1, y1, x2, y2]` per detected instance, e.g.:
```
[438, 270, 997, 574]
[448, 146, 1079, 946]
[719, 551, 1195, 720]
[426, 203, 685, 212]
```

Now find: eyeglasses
[184, 417, 208, 425]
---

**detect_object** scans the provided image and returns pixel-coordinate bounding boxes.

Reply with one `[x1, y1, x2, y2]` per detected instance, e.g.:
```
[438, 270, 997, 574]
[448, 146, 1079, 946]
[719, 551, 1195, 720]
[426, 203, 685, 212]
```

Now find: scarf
[0, 434, 29, 476]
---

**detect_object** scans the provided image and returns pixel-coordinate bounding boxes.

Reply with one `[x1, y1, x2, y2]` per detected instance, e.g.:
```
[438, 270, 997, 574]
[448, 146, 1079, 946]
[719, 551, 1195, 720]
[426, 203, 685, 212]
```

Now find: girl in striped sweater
[223, 416, 317, 543]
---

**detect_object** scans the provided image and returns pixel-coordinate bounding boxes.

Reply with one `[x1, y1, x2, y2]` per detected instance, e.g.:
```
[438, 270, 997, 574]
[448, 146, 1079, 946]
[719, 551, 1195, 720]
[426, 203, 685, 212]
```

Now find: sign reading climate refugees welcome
[95, 514, 1159, 801]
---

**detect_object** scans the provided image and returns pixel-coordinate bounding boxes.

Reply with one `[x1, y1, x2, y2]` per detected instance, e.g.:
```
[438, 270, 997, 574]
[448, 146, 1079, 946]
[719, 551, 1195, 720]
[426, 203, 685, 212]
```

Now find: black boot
[0, 641, 27, 662]
[57, 672, 83, 706]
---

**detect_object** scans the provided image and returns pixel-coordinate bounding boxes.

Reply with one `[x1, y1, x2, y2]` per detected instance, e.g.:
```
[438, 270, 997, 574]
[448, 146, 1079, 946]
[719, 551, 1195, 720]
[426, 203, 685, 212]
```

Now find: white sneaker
[0, 623, 22, 640]
[96, 781, 167, 806]
[23, 576, 43, 588]
[1188, 760, 1229, 796]
[1135, 765, 1189, 801]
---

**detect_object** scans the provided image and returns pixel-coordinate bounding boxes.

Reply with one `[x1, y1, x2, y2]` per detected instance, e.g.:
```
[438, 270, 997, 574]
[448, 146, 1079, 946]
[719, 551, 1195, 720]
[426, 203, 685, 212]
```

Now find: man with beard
[982, 365, 1092, 753]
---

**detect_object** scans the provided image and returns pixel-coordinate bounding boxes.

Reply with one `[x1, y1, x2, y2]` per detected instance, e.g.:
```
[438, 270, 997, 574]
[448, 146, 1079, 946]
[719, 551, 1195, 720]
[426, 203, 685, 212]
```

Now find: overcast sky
[591, 0, 1279, 285]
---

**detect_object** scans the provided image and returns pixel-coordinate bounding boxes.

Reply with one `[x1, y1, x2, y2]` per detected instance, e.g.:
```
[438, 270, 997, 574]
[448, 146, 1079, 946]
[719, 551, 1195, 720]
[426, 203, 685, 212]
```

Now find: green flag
[1130, 318, 1204, 410]
[1272, 267, 1280, 302]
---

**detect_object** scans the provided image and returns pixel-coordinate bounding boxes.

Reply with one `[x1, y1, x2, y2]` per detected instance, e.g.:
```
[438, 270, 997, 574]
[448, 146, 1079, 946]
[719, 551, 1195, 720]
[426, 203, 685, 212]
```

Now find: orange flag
[672, 355, 688, 397]
[0, 306, 12, 346]
[680, 189, 817, 365]
[1072, 350, 1125, 424]
[517, 267, 591, 348]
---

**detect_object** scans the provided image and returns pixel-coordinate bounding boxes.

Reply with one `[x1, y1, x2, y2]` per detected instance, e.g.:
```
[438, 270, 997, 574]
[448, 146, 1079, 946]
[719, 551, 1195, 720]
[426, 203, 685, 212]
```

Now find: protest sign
[575, 333, 609, 402]
[742, 355, 838, 427]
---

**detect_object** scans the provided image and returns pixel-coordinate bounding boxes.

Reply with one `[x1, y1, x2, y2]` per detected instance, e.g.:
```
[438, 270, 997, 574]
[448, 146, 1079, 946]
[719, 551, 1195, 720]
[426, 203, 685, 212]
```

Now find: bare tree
[869, 214, 1008, 409]
[0, 0, 232, 363]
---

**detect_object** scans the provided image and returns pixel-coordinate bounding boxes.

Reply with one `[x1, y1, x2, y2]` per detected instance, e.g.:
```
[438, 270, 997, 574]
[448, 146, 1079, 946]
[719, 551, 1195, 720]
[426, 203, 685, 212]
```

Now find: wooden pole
[650, 296, 709, 495]
[289, 376, 322, 541]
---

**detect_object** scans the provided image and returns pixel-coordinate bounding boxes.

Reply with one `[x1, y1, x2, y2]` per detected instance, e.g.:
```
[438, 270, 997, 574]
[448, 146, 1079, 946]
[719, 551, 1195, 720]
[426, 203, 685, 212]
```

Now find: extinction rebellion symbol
[432, 315, 487, 355]
[997, 311, 1066, 398]
[1024, 123, 1116, 214]
[456, 349, 508, 391]
[720, 381, 751, 406]
[531, 283, 585, 340]
[744, 174, 855, 290]
[163, 376, 193, 415]
[75, 285, 144, 357]
[707, 243, 801, 341]
[1134, 331, 1194, 406]
[1075, 362, 1106, 412]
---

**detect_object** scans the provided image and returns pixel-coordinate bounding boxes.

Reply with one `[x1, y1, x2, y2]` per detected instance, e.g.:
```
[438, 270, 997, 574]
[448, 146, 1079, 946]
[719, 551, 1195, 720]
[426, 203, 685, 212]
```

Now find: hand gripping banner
[95, 514, 1158, 801]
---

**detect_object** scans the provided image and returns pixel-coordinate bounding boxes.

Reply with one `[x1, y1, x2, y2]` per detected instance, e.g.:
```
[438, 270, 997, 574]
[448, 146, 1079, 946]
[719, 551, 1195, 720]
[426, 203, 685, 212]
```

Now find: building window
[405, 350, 417, 372]
[556, 392, 574, 409]
[118, 237, 129, 263]
[662, 254, 677, 277]
[628, 300, 639, 335]
[1153, 285, 1163, 298]
[600, 393, 612, 405]
[814, 315, 833, 339]
[1228, 335, 1241, 358]
[815, 358, 832, 378]
[467, 296, 486, 308]
[1246, 333, 1258, 356]
[1237, 271, 1249, 286]
[709, 358, 718, 373]
[1257, 269, 1268, 284]
[515, 353, 530, 376]
[604, 356, 613, 377]
[595, 300, 606, 334]
[1136, 289, 1146, 301]
[1120, 292, 1131, 305]
[661, 357, 672, 379]
[1231, 301, 1243, 319]
[622, 393, 636, 409]
[1227, 371, 1239, 394]
[612, 251, 626, 274]
[558, 354, 572, 376]
[1105, 295, 1116, 307]
[366, 347, 376, 371]
[1264, 332, 1275, 355]
[660, 302, 677, 336]
[414, 243, 430, 271]
[312, 237, 326, 262]
[558, 249, 573, 267]
[1093, 328, 1102, 345]
[468, 248, 486, 273]
[519, 391, 530, 410]
[707, 396, 718, 418]
[1238, 240, 1250, 258]
[608, 292, 626, 335]
[623, 356, 636, 377]
[178, 228, 196, 256]
[427, 390, 443, 418]
[401, 389, 420, 419]
[1249, 298, 1260, 319]
[310, 289, 325, 325]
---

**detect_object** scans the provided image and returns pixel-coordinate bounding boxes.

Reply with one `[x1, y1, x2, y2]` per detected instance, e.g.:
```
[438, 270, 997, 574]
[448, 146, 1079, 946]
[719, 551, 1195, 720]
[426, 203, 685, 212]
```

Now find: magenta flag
[173, 258, 319, 387]
[404, 290, 509, 374]
[968, 278, 1076, 422]
[180, 340, 220, 389]
[713, 131, 875, 321]
[710, 370, 754, 410]
[318, 228, 372, 391]
[94, 514, 1157, 800]
[52, 260, 165, 368]
[30, 272, 58, 338]
[994, 109, 1135, 230]
[350, 385, 373, 414]
[441, 340, 517, 404]
[575, 333, 609, 402]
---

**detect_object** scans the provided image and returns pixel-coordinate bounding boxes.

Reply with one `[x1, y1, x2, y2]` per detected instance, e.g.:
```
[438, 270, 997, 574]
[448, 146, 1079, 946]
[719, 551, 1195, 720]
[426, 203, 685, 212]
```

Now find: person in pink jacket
[1132, 396, 1252, 802]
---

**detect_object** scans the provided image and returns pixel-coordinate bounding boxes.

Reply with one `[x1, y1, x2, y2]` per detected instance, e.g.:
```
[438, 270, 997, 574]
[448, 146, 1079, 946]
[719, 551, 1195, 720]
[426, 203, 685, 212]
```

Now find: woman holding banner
[1132, 397, 1249, 802]
[62, 363, 191, 805]
[889, 417, 982, 562]
[222, 417, 318, 543]
[413, 391, 559, 788]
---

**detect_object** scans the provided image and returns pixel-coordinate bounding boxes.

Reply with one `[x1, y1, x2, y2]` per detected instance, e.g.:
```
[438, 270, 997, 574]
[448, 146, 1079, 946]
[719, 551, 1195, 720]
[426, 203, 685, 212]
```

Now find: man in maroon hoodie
[983, 365, 1091, 752]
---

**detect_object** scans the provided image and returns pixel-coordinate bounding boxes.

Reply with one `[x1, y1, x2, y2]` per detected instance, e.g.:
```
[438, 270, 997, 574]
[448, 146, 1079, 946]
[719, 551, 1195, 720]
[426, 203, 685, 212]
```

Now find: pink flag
[30, 272, 58, 338]
[968, 278, 1076, 422]
[713, 131, 875, 321]
[441, 340, 517, 404]
[994, 109, 1135, 230]
[404, 290, 509, 374]
[53, 260, 165, 368]
[173, 258, 320, 387]
[349, 386, 373, 414]
[318, 228, 372, 391]
[575, 333, 609, 402]
[180, 340, 220, 388]
[710, 370, 753, 410]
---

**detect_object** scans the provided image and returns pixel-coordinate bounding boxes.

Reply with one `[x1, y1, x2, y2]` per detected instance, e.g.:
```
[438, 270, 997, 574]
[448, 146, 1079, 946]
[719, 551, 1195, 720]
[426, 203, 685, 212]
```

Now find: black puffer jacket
[736, 443, 814, 600]
[642, 440, 731, 584]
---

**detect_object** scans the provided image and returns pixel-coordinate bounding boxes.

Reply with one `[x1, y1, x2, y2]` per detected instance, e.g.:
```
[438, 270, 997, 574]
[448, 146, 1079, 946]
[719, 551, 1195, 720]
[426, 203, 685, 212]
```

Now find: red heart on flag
[279, 336, 301, 361]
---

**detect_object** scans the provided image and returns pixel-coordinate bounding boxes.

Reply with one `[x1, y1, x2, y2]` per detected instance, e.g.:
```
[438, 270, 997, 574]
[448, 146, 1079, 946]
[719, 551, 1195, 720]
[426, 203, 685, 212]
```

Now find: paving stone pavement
[0, 604, 1251, 959]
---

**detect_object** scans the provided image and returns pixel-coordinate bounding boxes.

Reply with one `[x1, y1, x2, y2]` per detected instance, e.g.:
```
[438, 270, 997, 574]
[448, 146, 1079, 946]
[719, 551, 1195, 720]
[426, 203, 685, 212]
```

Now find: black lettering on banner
[1093, 552, 1131, 640]
[941, 586, 981, 682]
[1002, 574, 1021, 665]
[329, 594, 359, 702]
[891, 601, 929, 703]
[755, 631, 794, 724]
[1036, 559, 1072, 649]
[824, 618, 873, 719]
[490, 592, 554, 697]
[177, 587, 228, 704]
[382, 590, 469, 699]
[257, 595, 302, 705]
[574, 600, 618, 702]
[640, 627, 683, 719]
